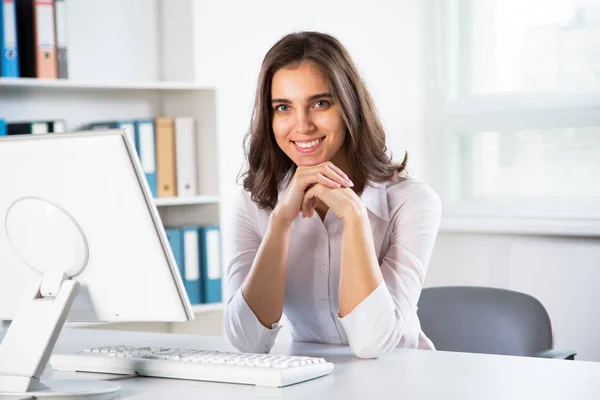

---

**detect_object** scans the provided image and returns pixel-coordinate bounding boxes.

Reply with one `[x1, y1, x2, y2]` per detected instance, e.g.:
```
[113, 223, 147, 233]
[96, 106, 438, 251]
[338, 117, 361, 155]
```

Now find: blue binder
[134, 120, 157, 197]
[0, 119, 6, 136]
[182, 226, 202, 305]
[0, 0, 20, 77]
[199, 225, 222, 304]
[165, 228, 185, 286]
[88, 121, 136, 149]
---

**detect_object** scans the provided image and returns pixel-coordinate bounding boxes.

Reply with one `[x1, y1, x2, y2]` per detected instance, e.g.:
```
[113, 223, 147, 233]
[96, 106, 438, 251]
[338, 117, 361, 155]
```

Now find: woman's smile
[291, 136, 326, 154]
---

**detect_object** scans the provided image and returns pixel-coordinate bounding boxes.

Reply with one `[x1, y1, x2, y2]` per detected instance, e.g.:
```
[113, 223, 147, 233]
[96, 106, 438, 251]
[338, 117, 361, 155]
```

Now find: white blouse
[224, 176, 442, 359]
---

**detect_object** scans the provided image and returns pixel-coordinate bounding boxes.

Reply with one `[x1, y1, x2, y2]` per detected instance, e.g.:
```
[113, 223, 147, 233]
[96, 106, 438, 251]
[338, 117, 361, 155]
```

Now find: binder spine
[182, 227, 201, 305]
[16, 0, 35, 78]
[165, 228, 185, 291]
[135, 120, 157, 198]
[156, 117, 177, 198]
[1, 0, 20, 77]
[34, 0, 57, 78]
[54, 0, 67, 78]
[7, 122, 32, 135]
[200, 225, 222, 304]
[175, 117, 198, 197]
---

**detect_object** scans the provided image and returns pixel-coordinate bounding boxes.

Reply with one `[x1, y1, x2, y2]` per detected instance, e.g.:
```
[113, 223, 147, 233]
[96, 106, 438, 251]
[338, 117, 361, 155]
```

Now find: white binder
[51, 120, 65, 133]
[54, 0, 68, 79]
[32, 122, 48, 134]
[174, 117, 198, 197]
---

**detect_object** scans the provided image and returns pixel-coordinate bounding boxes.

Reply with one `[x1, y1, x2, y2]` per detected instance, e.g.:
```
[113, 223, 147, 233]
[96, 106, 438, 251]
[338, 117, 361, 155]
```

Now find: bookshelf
[0, 0, 225, 331]
[0, 80, 221, 217]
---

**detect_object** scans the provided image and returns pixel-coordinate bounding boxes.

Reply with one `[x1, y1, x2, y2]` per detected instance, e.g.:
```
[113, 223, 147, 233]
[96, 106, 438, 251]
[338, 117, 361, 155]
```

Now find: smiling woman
[225, 31, 442, 359]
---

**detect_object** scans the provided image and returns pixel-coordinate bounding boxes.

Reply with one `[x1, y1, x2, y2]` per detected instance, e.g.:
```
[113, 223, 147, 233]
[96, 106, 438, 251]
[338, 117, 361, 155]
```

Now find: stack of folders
[0, 119, 66, 134]
[165, 226, 222, 306]
[88, 117, 199, 199]
[0, 0, 68, 79]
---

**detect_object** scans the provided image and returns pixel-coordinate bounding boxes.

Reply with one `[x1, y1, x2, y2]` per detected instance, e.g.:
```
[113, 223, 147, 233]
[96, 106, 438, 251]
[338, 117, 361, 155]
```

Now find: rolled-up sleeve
[223, 190, 282, 353]
[339, 185, 442, 358]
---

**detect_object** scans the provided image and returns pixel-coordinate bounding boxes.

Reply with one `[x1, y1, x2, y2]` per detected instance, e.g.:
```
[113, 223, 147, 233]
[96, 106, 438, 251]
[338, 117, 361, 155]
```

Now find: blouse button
[320, 265, 327, 273]
[319, 300, 327, 309]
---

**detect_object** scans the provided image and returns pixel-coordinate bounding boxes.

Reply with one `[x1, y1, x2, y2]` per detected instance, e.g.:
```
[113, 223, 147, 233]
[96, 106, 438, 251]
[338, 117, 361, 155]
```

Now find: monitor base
[0, 379, 120, 399]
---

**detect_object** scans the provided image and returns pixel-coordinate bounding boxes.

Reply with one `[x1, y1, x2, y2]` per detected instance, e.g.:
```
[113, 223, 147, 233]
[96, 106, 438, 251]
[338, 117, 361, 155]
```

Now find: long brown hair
[241, 31, 407, 210]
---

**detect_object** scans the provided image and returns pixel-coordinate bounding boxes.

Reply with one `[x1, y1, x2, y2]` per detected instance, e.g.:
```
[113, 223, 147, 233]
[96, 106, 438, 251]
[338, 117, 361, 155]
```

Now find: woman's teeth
[294, 138, 324, 149]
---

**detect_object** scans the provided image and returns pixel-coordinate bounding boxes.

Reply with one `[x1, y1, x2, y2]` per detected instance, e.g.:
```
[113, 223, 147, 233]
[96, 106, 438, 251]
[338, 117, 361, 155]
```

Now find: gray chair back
[417, 286, 553, 357]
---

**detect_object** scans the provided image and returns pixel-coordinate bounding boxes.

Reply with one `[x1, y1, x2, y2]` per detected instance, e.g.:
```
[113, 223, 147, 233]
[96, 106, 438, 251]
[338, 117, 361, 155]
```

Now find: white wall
[68, 0, 159, 82]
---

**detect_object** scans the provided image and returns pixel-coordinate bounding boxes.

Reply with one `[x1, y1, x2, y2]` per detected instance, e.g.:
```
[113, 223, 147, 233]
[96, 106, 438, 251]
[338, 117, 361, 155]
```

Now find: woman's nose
[294, 110, 315, 134]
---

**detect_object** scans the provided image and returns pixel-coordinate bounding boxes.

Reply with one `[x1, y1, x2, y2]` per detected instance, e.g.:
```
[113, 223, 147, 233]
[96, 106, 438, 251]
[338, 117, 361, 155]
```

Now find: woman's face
[270, 62, 346, 167]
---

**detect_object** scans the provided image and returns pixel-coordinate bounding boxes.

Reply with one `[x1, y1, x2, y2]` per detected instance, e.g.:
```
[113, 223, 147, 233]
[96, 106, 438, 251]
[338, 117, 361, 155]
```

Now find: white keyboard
[49, 346, 334, 388]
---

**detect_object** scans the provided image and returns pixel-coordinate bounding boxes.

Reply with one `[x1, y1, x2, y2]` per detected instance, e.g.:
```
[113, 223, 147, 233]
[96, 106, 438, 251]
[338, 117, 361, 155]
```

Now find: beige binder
[155, 117, 177, 198]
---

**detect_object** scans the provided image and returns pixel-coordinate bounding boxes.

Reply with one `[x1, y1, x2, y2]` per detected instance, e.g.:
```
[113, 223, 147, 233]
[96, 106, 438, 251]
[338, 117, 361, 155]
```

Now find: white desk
[2, 328, 600, 399]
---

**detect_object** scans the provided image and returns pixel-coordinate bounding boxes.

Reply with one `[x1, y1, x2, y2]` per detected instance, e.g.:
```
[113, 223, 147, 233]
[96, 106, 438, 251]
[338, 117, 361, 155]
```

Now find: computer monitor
[0, 130, 194, 399]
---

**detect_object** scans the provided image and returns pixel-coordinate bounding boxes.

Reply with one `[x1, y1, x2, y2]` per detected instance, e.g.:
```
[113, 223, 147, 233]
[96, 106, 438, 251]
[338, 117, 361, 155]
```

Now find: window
[464, 0, 600, 96]
[434, 0, 600, 220]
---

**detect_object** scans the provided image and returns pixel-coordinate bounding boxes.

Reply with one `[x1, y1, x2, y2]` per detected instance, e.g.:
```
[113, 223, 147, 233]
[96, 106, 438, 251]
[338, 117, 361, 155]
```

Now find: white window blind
[438, 0, 600, 219]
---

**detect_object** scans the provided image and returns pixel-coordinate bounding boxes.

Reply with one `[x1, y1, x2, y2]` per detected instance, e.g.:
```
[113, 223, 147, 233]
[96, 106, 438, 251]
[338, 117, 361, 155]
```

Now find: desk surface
[2, 328, 600, 399]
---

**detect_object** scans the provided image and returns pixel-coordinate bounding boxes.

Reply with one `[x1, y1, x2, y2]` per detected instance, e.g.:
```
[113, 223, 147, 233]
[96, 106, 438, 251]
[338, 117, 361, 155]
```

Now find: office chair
[417, 286, 576, 360]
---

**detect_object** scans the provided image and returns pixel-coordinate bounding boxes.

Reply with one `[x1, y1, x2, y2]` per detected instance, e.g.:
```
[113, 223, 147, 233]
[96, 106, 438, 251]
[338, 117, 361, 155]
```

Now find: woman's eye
[314, 100, 330, 108]
[276, 105, 289, 112]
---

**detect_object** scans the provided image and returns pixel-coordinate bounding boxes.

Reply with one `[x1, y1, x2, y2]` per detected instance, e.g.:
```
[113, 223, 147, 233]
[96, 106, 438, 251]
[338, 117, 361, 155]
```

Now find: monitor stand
[0, 197, 121, 399]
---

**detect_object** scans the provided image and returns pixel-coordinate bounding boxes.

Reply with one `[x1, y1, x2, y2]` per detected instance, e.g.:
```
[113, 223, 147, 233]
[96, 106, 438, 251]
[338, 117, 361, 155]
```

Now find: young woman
[224, 31, 441, 359]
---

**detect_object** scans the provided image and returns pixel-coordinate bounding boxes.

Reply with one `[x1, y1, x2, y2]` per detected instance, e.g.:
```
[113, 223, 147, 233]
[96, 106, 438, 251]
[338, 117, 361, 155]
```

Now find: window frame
[424, 0, 600, 234]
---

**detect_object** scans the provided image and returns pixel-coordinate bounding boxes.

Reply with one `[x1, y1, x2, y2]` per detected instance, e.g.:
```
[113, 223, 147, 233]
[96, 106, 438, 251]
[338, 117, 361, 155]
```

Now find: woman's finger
[326, 162, 352, 184]
[302, 192, 316, 218]
[302, 185, 320, 217]
[316, 173, 341, 189]
[294, 169, 335, 190]
[321, 163, 352, 187]
[296, 164, 350, 189]
[309, 197, 316, 218]
[327, 161, 354, 187]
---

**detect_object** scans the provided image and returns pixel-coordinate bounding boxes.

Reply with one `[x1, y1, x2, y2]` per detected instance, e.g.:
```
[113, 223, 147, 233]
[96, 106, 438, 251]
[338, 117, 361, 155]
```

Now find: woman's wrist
[269, 207, 295, 231]
[342, 201, 368, 224]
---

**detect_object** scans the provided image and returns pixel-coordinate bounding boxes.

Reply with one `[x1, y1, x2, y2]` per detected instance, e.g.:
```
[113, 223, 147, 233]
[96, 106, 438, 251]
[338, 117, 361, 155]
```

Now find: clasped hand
[273, 162, 365, 224]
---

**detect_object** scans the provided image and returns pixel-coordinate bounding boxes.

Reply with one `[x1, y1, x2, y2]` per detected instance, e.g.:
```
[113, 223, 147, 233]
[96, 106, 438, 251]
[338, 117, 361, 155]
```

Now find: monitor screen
[0, 130, 193, 323]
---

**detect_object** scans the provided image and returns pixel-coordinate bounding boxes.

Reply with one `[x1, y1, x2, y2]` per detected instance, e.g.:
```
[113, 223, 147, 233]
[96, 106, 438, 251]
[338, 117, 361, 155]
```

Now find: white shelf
[191, 303, 224, 313]
[0, 77, 212, 91]
[154, 195, 219, 207]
